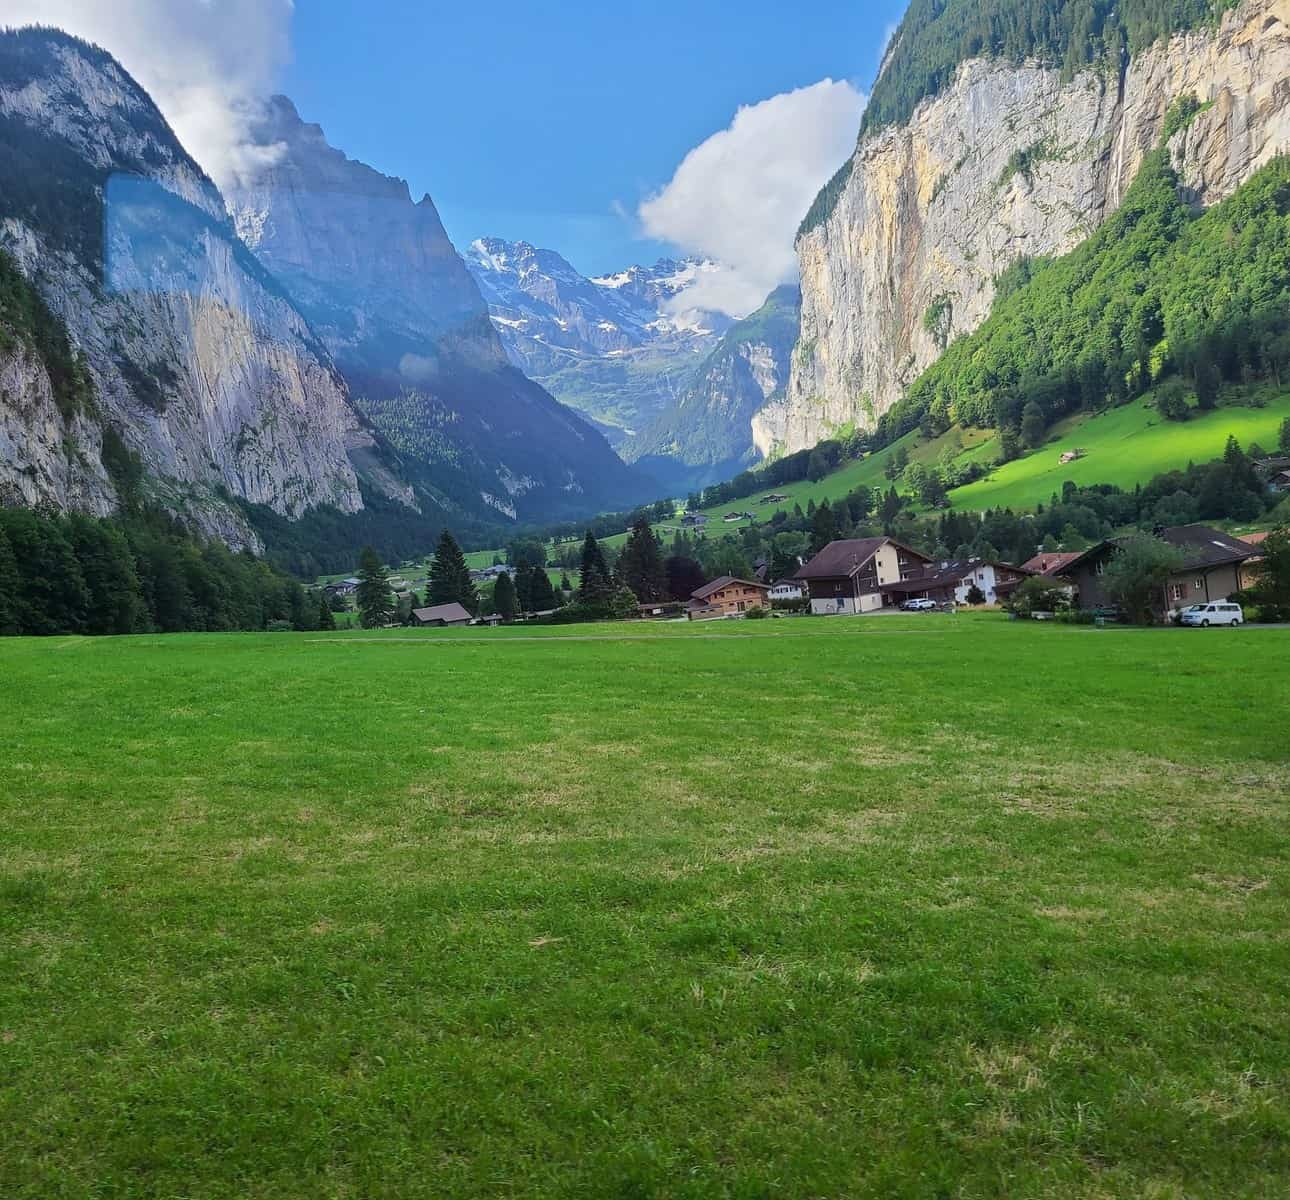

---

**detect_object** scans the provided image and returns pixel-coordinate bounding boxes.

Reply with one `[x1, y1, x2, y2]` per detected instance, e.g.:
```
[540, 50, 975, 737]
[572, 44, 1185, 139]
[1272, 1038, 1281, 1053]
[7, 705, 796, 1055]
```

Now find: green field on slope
[949, 392, 1290, 512]
[4, 616, 1290, 1198]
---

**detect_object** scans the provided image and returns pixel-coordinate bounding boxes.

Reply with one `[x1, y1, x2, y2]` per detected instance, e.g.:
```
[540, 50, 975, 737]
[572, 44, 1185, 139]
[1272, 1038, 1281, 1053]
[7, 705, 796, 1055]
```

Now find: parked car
[1179, 601, 1244, 627]
[901, 598, 937, 612]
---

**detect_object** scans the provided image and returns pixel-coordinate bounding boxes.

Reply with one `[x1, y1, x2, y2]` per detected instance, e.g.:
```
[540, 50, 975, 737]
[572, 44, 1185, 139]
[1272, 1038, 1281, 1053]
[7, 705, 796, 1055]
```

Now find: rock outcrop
[769, 0, 1290, 455]
[0, 29, 364, 547]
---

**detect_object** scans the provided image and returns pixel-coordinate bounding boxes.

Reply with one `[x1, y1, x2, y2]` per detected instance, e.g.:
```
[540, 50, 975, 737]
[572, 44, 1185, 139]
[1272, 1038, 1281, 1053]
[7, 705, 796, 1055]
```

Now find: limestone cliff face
[769, 0, 1290, 455]
[0, 30, 364, 547]
[0, 342, 111, 514]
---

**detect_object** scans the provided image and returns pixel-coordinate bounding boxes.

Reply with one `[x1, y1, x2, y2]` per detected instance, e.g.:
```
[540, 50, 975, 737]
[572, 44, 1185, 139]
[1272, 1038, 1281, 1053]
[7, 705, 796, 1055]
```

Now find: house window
[737, 602, 746, 612]
[1095, 561, 1105, 576]
[1194, 579, 1204, 591]
[1171, 584, 1184, 602]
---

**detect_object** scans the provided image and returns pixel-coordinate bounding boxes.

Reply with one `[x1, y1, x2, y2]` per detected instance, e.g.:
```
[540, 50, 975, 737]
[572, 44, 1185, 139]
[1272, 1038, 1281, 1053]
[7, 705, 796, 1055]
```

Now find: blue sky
[282, 1, 909, 277]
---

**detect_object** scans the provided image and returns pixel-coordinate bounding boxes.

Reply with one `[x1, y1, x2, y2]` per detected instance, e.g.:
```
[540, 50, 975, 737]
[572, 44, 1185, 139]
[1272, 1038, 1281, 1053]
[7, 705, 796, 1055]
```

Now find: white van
[1179, 602, 1244, 627]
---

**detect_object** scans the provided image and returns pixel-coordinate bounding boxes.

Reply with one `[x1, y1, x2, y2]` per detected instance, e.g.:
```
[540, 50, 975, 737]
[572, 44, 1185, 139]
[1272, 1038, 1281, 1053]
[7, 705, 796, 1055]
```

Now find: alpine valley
[0, 0, 1288, 572]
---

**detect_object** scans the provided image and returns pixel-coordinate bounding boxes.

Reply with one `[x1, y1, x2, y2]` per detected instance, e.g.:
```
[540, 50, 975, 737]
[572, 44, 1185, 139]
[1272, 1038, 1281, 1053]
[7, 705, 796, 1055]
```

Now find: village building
[884, 559, 1030, 607]
[1060, 524, 1259, 617]
[1020, 551, 1083, 578]
[680, 513, 709, 529]
[687, 576, 770, 620]
[410, 602, 474, 628]
[795, 538, 934, 615]
[768, 578, 804, 603]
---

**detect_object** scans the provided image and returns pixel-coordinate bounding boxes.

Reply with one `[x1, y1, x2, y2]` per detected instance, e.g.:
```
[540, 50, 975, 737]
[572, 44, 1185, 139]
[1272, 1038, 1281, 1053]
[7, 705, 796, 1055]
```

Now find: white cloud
[4, 0, 294, 188]
[639, 79, 866, 319]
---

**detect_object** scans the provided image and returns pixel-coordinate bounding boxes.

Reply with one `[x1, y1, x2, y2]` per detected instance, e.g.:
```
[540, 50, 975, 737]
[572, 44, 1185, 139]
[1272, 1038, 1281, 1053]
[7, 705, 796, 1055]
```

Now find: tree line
[0, 505, 333, 637]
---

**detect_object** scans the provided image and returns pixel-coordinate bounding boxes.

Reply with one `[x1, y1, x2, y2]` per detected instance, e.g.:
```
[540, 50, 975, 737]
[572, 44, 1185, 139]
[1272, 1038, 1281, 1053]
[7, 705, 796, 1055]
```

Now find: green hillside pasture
[3, 615, 1290, 1197]
[950, 392, 1290, 512]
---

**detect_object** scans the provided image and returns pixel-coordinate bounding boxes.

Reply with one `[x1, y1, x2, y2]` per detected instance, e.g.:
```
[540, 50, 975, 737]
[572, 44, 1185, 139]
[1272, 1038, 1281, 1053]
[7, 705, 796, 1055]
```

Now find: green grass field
[3, 615, 1289, 1197]
[950, 393, 1290, 513]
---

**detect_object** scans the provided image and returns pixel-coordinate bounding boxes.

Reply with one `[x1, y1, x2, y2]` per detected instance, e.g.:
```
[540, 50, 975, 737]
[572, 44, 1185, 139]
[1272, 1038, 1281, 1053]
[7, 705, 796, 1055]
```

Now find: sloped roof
[691, 575, 768, 601]
[1021, 552, 1082, 576]
[795, 538, 931, 580]
[1062, 524, 1258, 575]
[412, 603, 473, 624]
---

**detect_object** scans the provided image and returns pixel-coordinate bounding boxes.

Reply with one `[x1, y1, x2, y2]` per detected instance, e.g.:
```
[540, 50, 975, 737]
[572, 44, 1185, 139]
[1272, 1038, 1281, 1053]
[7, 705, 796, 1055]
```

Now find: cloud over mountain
[5, 0, 294, 188]
[639, 79, 866, 318]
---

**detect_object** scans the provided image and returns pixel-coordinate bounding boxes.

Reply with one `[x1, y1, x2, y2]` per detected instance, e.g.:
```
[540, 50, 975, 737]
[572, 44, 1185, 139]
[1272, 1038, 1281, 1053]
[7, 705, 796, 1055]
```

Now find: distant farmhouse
[411, 603, 474, 628]
[680, 513, 709, 529]
[795, 538, 934, 615]
[1060, 524, 1259, 617]
[687, 576, 770, 620]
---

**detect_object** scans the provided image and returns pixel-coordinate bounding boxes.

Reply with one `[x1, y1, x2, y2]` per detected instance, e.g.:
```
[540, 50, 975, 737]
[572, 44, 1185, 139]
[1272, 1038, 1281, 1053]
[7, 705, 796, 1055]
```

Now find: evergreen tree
[0, 525, 17, 635]
[665, 555, 706, 602]
[810, 500, 839, 555]
[1020, 401, 1047, 448]
[428, 529, 477, 614]
[559, 571, 572, 595]
[513, 563, 535, 613]
[65, 514, 145, 634]
[577, 531, 613, 606]
[1193, 343, 1221, 411]
[0, 508, 90, 635]
[1279, 417, 1290, 455]
[617, 519, 667, 602]
[355, 545, 394, 628]
[317, 592, 336, 631]
[529, 567, 559, 612]
[493, 571, 518, 622]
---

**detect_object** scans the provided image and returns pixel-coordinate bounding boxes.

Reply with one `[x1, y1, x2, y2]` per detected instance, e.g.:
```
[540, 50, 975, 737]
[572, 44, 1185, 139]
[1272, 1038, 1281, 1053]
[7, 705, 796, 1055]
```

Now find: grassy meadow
[3, 614, 1289, 1197]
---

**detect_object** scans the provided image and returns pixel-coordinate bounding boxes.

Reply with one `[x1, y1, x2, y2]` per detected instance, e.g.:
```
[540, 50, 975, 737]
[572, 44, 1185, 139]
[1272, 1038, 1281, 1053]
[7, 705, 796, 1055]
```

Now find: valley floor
[3, 614, 1289, 1197]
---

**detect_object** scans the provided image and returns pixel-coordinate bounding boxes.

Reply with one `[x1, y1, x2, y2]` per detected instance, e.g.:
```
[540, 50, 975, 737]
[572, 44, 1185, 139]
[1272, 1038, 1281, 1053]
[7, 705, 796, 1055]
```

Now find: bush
[266, 620, 293, 633]
[744, 606, 769, 620]
[1009, 576, 1072, 617]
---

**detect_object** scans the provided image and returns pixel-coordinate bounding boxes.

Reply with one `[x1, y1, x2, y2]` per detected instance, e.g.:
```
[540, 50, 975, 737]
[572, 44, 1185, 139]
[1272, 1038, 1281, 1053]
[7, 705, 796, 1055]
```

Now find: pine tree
[513, 563, 534, 613]
[493, 571, 518, 622]
[810, 500, 839, 555]
[356, 546, 394, 628]
[1194, 343, 1221, 411]
[428, 530, 477, 613]
[1279, 417, 1290, 455]
[577, 531, 613, 607]
[618, 519, 667, 602]
[529, 567, 558, 612]
[317, 592, 336, 631]
[559, 571, 572, 595]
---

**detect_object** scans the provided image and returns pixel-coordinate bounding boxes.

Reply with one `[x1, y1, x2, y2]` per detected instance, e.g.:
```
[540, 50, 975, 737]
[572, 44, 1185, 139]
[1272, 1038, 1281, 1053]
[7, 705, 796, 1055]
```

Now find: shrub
[744, 606, 769, 620]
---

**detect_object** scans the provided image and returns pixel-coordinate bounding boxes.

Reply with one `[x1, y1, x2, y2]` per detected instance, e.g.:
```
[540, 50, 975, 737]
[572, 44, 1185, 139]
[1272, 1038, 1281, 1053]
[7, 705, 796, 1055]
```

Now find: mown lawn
[3, 615, 1289, 1198]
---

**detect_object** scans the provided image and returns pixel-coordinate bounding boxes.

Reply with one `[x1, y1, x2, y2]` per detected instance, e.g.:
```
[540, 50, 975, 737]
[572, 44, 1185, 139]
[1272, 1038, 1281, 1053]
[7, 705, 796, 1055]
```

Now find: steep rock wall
[764, 0, 1290, 455]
